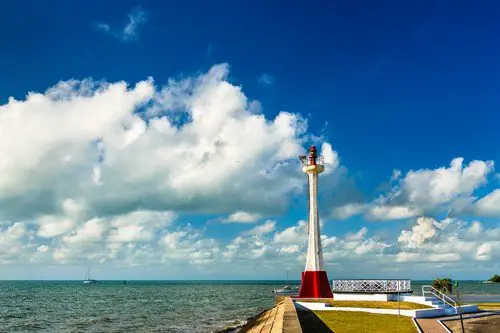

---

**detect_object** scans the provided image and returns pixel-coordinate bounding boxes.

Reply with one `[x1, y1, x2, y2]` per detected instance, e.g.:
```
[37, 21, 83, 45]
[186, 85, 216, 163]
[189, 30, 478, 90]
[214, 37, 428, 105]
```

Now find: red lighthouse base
[298, 271, 333, 298]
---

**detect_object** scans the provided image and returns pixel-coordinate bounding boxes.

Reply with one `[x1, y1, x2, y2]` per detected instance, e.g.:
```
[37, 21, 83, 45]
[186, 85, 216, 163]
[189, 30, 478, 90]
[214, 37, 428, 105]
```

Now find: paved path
[416, 311, 499, 333]
[415, 318, 447, 333]
[240, 298, 302, 333]
[247, 304, 284, 333]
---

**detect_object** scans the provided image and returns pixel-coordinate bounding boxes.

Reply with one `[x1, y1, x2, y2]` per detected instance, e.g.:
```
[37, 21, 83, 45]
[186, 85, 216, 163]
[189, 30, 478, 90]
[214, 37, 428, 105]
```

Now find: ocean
[1, 280, 499, 333]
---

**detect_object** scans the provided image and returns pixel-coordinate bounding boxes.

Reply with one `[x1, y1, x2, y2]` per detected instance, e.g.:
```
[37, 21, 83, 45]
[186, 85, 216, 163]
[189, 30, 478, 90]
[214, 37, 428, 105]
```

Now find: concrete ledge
[239, 297, 302, 333]
[283, 297, 302, 333]
[295, 301, 479, 318]
[333, 292, 412, 301]
[296, 301, 417, 317]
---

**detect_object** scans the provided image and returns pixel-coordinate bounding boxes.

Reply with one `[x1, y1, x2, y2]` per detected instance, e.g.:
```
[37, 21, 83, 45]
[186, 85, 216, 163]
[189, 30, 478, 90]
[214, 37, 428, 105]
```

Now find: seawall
[237, 297, 302, 333]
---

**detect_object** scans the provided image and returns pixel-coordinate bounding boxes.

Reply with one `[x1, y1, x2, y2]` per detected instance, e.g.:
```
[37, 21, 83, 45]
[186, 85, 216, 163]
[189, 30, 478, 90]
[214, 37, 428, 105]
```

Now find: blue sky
[0, 0, 499, 280]
[2, 1, 499, 178]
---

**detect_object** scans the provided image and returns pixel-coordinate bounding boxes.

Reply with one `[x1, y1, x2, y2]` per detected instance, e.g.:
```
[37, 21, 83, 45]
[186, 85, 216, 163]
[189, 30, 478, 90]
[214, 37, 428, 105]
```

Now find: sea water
[1, 280, 499, 333]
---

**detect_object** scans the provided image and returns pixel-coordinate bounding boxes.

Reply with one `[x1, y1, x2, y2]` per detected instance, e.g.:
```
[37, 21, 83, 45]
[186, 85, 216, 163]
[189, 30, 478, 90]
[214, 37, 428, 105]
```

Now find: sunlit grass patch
[476, 302, 500, 310]
[314, 311, 418, 333]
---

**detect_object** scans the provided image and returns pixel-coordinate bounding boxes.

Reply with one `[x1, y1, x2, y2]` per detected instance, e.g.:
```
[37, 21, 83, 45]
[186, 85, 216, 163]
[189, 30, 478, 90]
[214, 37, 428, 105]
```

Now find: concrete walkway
[239, 298, 302, 333]
[415, 318, 448, 333]
[244, 305, 284, 333]
[416, 312, 499, 333]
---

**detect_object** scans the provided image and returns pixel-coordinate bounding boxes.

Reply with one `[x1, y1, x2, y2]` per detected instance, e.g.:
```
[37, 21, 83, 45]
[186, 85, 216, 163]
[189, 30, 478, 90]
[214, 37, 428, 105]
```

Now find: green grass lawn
[300, 299, 431, 310]
[313, 311, 418, 333]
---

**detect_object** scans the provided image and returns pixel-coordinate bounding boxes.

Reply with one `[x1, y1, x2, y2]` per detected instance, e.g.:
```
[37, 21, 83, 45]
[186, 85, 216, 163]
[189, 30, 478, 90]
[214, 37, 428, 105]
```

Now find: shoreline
[214, 295, 286, 332]
[216, 297, 302, 333]
[213, 309, 269, 333]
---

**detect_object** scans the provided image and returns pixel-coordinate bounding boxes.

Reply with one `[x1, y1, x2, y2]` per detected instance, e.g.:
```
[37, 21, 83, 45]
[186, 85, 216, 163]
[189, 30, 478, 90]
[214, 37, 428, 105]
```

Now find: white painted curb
[437, 319, 452, 333]
[412, 318, 423, 333]
[295, 301, 416, 317]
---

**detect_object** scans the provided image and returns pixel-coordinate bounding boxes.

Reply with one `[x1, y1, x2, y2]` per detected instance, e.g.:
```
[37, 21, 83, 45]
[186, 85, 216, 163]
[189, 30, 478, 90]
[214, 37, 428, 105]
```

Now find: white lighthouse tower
[298, 145, 333, 298]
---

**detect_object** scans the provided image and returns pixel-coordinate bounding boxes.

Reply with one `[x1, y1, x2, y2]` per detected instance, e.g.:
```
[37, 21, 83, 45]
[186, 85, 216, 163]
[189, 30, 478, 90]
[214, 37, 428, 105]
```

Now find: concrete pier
[239, 297, 302, 333]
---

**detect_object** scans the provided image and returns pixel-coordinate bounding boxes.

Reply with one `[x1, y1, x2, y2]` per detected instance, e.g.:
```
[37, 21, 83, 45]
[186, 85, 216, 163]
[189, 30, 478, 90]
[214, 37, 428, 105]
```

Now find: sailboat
[272, 269, 299, 294]
[83, 266, 98, 284]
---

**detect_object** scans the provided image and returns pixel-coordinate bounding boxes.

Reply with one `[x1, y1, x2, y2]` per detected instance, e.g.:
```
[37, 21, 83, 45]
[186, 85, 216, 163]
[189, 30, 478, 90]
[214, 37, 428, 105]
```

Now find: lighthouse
[298, 145, 333, 298]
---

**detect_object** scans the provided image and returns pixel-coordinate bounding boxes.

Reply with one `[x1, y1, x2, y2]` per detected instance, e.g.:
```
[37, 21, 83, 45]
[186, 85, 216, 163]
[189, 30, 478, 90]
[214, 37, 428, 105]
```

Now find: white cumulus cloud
[0, 64, 330, 224]
[332, 157, 495, 221]
[222, 211, 262, 224]
[474, 189, 500, 217]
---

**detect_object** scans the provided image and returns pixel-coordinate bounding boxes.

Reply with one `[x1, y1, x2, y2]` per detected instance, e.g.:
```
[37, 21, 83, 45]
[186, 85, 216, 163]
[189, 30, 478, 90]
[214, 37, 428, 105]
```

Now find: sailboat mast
[83, 265, 97, 284]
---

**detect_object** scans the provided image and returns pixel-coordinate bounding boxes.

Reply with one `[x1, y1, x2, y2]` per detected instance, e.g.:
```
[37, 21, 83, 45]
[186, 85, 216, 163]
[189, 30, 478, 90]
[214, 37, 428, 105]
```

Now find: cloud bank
[0, 64, 342, 271]
[332, 157, 498, 221]
[1, 63, 499, 279]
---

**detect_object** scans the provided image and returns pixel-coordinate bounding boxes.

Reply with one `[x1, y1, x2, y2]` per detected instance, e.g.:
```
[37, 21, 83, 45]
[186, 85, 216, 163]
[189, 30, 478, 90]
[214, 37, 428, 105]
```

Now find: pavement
[415, 318, 448, 333]
[415, 311, 499, 333]
[239, 298, 302, 333]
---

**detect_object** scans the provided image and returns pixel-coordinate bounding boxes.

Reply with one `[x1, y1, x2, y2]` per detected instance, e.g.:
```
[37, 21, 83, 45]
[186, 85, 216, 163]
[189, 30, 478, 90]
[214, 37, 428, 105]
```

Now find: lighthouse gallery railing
[299, 155, 325, 167]
[331, 279, 411, 293]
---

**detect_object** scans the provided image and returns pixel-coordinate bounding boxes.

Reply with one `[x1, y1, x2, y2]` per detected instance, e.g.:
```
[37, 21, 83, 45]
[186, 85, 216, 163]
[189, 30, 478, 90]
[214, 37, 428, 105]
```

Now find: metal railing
[422, 285, 457, 311]
[299, 155, 325, 167]
[331, 279, 412, 293]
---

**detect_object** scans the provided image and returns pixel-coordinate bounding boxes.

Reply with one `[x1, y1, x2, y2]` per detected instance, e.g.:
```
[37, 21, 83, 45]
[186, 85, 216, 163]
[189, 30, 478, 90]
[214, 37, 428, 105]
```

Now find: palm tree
[432, 278, 453, 294]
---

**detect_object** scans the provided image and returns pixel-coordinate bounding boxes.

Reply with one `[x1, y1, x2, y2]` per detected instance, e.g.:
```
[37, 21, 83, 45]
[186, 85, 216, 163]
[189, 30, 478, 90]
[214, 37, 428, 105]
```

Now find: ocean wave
[89, 316, 113, 324]
[212, 319, 247, 333]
